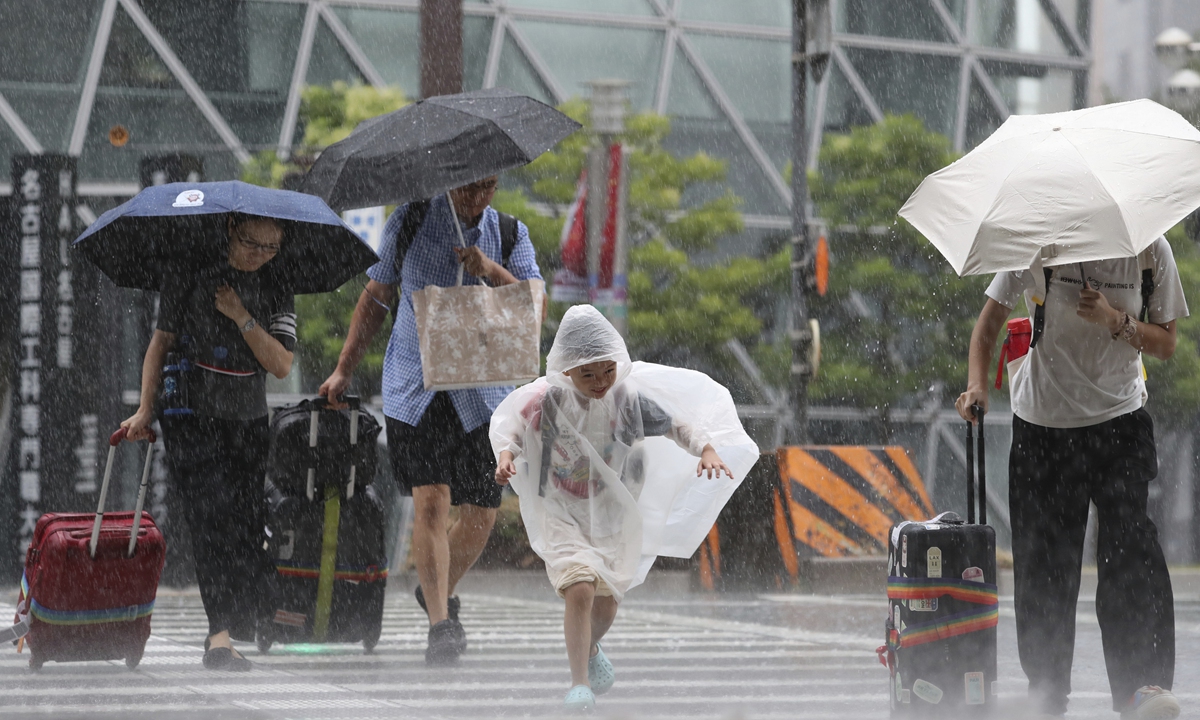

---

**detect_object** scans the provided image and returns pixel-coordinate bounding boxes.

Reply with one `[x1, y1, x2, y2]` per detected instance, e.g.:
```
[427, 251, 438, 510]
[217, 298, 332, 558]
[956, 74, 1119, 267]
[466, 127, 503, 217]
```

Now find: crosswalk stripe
[0, 590, 893, 718]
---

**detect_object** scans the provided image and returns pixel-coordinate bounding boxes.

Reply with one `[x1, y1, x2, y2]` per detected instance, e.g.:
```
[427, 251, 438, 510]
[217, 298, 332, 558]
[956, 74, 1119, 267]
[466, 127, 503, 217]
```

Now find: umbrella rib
[976, 135, 1058, 244]
[1054, 130, 1136, 251]
[1060, 126, 1200, 145]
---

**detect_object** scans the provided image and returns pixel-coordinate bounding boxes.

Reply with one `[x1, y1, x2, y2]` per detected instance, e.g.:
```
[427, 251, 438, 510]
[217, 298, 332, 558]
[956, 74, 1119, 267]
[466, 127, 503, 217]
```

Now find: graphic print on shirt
[550, 434, 598, 498]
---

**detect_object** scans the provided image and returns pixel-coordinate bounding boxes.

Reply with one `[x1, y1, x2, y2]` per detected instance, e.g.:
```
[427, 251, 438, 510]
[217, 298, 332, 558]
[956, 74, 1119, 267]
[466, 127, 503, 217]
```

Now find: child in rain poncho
[490, 305, 759, 711]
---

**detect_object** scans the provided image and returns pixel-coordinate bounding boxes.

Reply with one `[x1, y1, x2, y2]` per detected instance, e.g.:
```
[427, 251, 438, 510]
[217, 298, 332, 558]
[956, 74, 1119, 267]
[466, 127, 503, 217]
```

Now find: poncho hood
[545, 305, 632, 394]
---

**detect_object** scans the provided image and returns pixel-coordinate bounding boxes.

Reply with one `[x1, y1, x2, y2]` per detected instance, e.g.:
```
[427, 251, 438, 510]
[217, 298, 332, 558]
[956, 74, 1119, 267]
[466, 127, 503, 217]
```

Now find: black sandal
[203, 637, 253, 672]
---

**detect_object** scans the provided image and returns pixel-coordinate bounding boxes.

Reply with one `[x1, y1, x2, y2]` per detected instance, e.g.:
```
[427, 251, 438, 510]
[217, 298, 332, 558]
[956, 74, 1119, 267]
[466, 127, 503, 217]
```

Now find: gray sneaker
[425, 619, 464, 667]
[1122, 686, 1180, 720]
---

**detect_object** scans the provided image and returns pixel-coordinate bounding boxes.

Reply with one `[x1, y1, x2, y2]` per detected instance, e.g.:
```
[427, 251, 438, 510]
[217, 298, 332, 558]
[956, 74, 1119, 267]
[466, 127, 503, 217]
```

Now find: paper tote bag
[412, 279, 545, 391]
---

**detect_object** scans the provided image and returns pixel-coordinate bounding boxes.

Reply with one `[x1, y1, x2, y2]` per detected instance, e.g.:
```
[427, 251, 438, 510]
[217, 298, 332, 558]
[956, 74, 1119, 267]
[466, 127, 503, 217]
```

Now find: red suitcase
[12, 427, 165, 670]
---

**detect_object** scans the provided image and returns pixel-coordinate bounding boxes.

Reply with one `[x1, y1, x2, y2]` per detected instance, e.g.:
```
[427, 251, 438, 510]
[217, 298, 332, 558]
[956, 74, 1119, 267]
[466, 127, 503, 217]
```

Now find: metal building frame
[0, 0, 1089, 208]
[0, 0, 1097, 539]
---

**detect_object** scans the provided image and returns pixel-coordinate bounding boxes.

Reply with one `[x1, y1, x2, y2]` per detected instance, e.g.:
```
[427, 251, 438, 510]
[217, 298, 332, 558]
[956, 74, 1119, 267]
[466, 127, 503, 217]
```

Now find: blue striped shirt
[367, 195, 543, 431]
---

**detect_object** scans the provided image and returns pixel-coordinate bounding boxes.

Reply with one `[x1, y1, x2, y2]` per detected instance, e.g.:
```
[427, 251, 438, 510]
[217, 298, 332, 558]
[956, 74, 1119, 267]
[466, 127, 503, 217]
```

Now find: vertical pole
[789, 0, 814, 445]
[587, 80, 629, 333]
[610, 145, 630, 336]
[420, 0, 463, 98]
[586, 141, 608, 316]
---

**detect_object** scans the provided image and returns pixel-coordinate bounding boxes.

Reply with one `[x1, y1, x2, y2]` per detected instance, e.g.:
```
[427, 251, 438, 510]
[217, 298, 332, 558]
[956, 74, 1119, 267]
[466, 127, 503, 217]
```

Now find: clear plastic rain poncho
[490, 306, 760, 600]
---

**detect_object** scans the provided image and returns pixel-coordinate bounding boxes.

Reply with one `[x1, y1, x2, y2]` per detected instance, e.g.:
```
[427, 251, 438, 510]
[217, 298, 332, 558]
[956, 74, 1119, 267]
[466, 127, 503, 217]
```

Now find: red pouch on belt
[995, 317, 1032, 389]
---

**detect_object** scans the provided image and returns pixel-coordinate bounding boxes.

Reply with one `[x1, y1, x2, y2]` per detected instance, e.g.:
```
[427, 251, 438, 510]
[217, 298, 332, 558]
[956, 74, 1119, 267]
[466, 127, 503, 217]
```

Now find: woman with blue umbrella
[76, 181, 376, 671]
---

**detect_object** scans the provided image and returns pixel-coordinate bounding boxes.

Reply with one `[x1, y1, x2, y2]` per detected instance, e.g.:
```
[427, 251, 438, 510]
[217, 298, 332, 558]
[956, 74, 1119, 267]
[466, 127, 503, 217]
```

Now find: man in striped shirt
[321, 177, 543, 665]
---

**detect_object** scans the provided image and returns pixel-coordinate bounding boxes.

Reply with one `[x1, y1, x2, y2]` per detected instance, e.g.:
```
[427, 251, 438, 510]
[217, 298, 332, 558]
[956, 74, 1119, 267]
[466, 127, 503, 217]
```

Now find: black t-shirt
[157, 264, 296, 420]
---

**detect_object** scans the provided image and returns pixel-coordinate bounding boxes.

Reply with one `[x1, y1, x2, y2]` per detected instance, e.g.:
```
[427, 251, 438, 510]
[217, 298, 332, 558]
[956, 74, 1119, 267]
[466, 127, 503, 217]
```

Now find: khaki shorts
[553, 565, 615, 599]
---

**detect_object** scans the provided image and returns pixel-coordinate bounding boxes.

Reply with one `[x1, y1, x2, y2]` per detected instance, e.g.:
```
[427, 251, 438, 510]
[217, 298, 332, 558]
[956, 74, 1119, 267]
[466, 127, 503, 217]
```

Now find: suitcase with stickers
[880, 406, 998, 716]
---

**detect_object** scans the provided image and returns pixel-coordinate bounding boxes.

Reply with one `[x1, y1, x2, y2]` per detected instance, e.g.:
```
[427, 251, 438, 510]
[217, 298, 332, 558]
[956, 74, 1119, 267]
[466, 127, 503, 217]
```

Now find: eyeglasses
[234, 227, 281, 255]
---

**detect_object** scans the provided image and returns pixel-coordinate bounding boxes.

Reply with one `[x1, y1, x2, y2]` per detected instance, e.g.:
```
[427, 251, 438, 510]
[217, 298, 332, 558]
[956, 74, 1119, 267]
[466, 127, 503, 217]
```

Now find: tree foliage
[1145, 224, 1200, 423]
[244, 88, 784, 391]
[492, 98, 783, 365]
[241, 82, 408, 393]
[807, 114, 985, 411]
[806, 113, 1200, 428]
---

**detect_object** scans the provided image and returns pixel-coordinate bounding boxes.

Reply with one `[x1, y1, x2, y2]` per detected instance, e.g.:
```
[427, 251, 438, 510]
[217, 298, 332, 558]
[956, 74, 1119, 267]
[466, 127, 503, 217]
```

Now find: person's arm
[120, 329, 176, 441]
[1078, 288, 1177, 360]
[318, 280, 396, 403]
[491, 387, 543, 484]
[955, 298, 1012, 424]
[638, 394, 733, 479]
[495, 450, 516, 485]
[454, 246, 519, 286]
[215, 285, 293, 379]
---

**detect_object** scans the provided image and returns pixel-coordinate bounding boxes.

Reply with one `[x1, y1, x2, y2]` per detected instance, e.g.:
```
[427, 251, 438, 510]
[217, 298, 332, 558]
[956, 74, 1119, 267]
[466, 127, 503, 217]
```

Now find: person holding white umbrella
[901, 100, 1196, 719]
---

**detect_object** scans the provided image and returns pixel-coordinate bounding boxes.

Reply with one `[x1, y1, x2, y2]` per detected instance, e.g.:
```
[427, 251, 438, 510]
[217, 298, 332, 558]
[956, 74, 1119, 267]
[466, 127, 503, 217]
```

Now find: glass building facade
[0, 0, 1096, 555]
[0, 0, 1091, 231]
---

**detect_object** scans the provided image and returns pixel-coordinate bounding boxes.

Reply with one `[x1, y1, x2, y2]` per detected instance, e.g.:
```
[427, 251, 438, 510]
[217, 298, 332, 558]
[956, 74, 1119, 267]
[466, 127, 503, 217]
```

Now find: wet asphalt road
[1, 571, 1198, 719]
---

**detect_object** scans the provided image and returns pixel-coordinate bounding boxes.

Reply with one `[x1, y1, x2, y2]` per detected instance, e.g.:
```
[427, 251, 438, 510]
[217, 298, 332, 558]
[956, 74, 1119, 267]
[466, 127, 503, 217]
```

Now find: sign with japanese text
[1, 154, 117, 578]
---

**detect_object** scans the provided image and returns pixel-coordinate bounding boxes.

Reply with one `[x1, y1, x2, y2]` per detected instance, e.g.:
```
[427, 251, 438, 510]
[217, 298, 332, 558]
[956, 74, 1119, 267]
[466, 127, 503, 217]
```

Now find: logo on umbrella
[172, 190, 205, 208]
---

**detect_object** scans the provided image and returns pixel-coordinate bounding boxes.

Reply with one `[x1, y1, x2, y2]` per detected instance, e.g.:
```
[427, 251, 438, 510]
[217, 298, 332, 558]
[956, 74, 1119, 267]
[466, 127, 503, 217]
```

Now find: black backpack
[388, 199, 521, 314]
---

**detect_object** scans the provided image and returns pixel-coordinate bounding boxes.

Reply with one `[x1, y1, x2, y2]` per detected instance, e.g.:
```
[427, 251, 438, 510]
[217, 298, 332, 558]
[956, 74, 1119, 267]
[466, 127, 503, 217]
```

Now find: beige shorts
[553, 565, 615, 599]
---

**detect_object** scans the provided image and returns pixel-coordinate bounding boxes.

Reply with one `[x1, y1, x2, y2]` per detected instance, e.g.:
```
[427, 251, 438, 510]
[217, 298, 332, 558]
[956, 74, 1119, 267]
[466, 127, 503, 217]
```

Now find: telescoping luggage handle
[965, 404, 987, 526]
[305, 395, 361, 501]
[90, 427, 157, 560]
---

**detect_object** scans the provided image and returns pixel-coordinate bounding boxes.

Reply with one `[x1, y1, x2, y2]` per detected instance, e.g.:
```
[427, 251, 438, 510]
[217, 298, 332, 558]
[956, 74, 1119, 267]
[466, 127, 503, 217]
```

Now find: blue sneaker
[588, 644, 614, 695]
[564, 685, 595, 712]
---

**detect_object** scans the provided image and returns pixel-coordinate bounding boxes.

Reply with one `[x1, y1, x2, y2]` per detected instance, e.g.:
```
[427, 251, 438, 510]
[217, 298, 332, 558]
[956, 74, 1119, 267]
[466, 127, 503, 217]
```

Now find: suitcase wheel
[28, 655, 43, 671]
[363, 616, 382, 654]
[125, 650, 142, 670]
[256, 630, 274, 655]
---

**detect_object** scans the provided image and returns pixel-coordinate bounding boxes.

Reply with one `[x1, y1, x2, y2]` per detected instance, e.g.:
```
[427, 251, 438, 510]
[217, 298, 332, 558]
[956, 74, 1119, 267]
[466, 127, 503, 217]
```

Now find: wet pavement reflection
[2, 572, 1199, 719]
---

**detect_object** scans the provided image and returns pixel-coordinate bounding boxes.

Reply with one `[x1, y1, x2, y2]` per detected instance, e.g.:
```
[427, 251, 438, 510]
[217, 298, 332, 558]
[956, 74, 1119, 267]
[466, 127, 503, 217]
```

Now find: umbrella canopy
[74, 180, 378, 294]
[299, 87, 582, 211]
[899, 99, 1200, 276]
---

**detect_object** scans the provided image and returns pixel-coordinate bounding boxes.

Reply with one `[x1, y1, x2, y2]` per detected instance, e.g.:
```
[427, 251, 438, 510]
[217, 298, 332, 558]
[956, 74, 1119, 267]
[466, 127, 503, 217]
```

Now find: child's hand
[697, 445, 733, 480]
[495, 451, 516, 485]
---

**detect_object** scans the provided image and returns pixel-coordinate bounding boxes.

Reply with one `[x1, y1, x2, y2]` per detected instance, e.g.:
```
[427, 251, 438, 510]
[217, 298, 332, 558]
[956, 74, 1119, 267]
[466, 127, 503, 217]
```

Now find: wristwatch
[1121, 313, 1137, 341]
[240, 317, 257, 333]
[1112, 313, 1135, 341]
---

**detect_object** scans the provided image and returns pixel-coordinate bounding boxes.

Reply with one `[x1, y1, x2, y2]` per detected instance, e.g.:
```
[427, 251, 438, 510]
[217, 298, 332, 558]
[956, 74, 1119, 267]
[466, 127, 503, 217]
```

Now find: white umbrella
[899, 99, 1200, 277]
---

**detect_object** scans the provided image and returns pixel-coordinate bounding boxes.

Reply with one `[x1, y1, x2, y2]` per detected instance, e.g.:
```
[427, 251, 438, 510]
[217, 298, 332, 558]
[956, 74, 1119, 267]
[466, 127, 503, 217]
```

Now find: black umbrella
[74, 181, 379, 294]
[299, 87, 582, 212]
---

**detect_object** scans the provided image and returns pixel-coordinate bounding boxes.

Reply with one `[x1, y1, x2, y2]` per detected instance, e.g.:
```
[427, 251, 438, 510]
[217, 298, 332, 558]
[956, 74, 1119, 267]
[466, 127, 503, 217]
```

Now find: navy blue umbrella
[74, 181, 378, 294]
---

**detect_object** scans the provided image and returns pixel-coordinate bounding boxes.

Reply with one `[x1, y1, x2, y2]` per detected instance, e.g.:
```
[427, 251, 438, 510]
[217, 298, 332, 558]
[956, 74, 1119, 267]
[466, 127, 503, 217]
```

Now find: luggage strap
[276, 563, 388, 583]
[311, 485, 341, 642]
[4, 573, 31, 646]
[886, 576, 999, 649]
[14, 570, 154, 630]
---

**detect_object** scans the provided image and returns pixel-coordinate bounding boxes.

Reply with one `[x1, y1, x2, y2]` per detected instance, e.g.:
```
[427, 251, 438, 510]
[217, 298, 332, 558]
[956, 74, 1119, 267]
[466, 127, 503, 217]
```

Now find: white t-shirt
[986, 236, 1189, 429]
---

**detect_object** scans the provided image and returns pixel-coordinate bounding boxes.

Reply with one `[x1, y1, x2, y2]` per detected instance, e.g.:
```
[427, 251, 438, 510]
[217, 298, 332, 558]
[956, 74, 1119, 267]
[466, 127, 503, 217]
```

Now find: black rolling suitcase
[259, 397, 388, 654]
[880, 407, 998, 716]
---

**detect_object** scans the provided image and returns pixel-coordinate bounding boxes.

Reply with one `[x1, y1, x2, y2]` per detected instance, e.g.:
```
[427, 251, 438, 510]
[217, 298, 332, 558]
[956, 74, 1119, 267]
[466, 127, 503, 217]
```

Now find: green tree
[807, 114, 984, 417]
[492, 99, 785, 366]
[241, 82, 408, 393]
[1145, 223, 1200, 423]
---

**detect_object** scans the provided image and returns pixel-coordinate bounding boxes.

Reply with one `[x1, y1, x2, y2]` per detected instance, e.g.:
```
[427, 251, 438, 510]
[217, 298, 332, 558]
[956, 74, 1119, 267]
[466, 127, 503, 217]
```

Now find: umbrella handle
[446, 192, 468, 287]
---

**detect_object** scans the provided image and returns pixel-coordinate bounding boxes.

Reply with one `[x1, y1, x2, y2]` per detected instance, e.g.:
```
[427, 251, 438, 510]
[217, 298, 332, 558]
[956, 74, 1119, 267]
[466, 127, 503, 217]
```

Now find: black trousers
[162, 414, 275, 639]
[1010, 408, 1174, 714]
